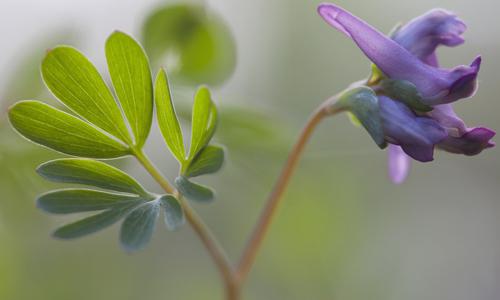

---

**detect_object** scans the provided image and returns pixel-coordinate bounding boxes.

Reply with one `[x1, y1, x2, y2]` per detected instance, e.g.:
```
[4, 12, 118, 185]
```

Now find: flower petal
[387, 144, 411, 184]
[438, 127, 495, 155]
[317, 3, 480, 104]
[379, 95, 447, 162]
[392, 9, 466, 65]
[428, 104, 467, 137]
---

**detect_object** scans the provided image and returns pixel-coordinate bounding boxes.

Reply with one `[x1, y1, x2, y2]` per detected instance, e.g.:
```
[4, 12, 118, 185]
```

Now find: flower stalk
[236, 103, 331, 283]
[134, 102, 334, 299]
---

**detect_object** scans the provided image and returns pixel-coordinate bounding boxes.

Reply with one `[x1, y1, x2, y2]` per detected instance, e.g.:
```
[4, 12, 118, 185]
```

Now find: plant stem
[236, 104, 330, 283]
[133, 149, 238, 300]
[133, 98, 335, 299]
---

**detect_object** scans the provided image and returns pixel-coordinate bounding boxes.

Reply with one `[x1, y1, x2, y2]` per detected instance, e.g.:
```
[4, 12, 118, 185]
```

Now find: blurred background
[0, 0, 499, 299]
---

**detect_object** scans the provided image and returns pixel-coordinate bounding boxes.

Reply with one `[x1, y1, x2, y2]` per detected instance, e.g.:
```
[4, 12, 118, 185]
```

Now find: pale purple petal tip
[438, 127, 496, 155]
[388, 144, 411, 184]
[318, 3, 352, 37]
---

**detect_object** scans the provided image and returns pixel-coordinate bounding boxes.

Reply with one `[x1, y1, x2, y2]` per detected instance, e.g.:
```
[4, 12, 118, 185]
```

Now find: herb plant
[7, 3, 495, 300]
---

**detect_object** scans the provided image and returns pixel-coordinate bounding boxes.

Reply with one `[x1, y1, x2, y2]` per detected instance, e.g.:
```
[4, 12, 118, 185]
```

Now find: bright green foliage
[142, 3, 236, 85]
[188, 87, 217, 161]
[155, 69, 186, 162]
[106, 31, 153, 147]
[120, 201, 161, 252]
[42, 46, 132, 144]
[53, 202, 143, 239]
[37, 159, 150, 197]
[8, 30, 226, 252]
[160, 195, 185, 231]
[8, 101, 130, 158]
[184, 145, 224, 178]
[37, 189, 143, 214]
[175, 176, 214, 202]
[333, 87, 387, 149]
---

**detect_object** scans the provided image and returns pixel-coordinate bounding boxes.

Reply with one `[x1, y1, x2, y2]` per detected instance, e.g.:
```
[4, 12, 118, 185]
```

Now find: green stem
[132, 148, 238, 300]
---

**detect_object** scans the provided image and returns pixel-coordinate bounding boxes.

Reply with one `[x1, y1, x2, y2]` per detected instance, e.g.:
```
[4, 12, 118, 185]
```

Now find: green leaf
[37, 158, 149, 197]
[175, 176, 214, 202]
[188, 87, 217, 161]
[53, 201, 142, 239]
[333, 87, 387, 149]
[8, 101, 130, 158]
[155, 69, 185, 162]
[106, 31, 153, 148]
[142, 3, 236, 85]
[120, 201, 160, 252]
[380, 79, 433, 112]
[184, 145, 224, 177]
[37, 189, 142, 214]
[41, 46, 131, 143]
[159, 195, 185, 231]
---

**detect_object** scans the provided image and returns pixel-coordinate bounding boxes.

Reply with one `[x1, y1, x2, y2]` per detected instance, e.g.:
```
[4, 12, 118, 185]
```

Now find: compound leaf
[120, 201, 160, 252]
[188, 87, 217, 161]
[37, 189, 142, 214]
[42, 46, 131, 143]
[159, 195, 185, 231]
[155, 69, 185, 162]
[106, 31, 153, 147]
[8, 101, 129, 158]
[37, 158, 149, 197]
[175, 176, 214, 203]
[184, 145, 224, 177]
[53, 201, 142, 239]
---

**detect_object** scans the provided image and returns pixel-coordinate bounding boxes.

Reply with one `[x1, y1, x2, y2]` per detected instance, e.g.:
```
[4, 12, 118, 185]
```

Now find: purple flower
[379, 95, 447, 162]
[318, 3, 495, 183]
[317, 3, 480, 105]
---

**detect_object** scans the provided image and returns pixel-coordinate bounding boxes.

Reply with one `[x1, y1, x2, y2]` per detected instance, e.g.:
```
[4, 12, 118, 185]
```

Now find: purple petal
[392, 9, 466, 65]
[317, 3, 480, 105]
[379, 95, 447, 162]
[427, 104, 467, 137]
[387, 144, 411, 184]
[438, 127, 496, 155]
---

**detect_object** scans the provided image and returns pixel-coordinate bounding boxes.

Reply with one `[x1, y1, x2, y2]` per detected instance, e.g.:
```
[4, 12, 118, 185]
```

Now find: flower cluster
[318, 3, 495, 183]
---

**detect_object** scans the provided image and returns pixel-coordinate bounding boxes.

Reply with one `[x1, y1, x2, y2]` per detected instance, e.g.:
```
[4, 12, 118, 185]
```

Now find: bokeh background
[0, 0, 499, 299]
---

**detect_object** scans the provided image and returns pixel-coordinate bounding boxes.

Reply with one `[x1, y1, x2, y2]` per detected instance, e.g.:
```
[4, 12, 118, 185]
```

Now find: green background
[0, 0, 499, 299]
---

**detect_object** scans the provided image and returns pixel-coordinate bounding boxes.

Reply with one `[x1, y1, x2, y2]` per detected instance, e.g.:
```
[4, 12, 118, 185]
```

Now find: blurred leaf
[188, 87, 217, 161]
[155, 68, 185, 162]
[37, 189, 142, 214]
[8, 101, 130, 158]
[106, 31, 153, 148]
[159, 195, 185, 231]
[37, 158, 149, 197]
[175, 176, 214, 203]
[333, 87, 387, 149]
[120, 201, 160, 252]
[53, 201, 142, 239]
[184, 145, 224, 178]
[142, 3, 236, 85]
[42, 46, 132, 143]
